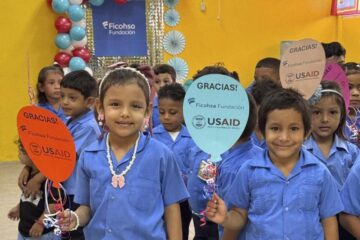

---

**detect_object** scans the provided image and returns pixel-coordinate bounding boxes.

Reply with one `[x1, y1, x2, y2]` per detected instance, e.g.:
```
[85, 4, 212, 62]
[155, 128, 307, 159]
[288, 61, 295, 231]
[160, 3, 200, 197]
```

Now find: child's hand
[7, 205, 20, 221]
[58, 210, 78, 232]
[29, 221, 44, 237]
[24, 173, 43, 199]
[18, 166, 30, 191]
[205, 193, 228, 225]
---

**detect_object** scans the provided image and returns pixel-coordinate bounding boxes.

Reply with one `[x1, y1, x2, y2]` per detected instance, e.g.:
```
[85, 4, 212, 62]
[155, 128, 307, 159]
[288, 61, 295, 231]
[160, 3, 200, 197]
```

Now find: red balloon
[114, 0, 128, 5]
[72, 47, 91, 63]
[55, 16, 72, 33]
[47, 0, 52, 7]
[54, 52, 72, 67]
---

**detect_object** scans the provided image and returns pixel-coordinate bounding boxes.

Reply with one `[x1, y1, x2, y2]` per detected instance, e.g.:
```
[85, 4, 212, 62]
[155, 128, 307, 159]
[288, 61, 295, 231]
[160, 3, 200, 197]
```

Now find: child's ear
[38, 83, 45, 93]
[86, 96, 96, 108]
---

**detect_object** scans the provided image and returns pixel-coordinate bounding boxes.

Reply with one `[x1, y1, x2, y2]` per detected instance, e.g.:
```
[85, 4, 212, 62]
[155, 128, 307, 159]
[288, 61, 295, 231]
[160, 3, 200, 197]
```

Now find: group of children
[8, 40, 360, 240]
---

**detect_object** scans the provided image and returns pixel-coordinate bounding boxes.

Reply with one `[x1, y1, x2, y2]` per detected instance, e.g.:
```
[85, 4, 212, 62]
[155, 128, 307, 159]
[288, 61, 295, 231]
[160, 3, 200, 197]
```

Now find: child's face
[154, 73, 174, 93]
[348, 74, 360, 108]
[100, 84, 148, 142]
[18, 149, 33, 167]
[61, 87, 91, 119]
[311, 96, 341, 141]
[39, 72, 62, 101]
[254, 67, 280, 84]
[265, 108, 305, 163]
[158, 98, 183, 132]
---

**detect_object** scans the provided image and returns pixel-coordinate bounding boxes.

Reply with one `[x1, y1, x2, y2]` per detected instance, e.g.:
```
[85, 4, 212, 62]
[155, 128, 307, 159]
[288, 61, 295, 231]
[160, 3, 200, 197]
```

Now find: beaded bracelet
[70, 210, 80, 231]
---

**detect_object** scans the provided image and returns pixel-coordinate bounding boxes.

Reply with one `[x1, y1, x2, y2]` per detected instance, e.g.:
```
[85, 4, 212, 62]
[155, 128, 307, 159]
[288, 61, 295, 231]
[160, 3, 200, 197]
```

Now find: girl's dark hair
[99, 68, 150, 107]
[36, 65, 64, 103]
[192, 64, 239, 81]
[258, 88, 311, 137]
[157, 83, 185, 102]
[315, 81, 347, 139]
[61, 70, 98, 98]
[344, 62, 360, 76]
[322, 42, 346, 58]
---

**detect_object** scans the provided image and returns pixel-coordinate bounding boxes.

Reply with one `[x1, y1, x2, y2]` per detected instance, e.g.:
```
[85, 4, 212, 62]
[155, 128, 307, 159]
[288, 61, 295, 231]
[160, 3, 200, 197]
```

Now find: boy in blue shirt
[152, 64, 177, 128]
[60, 70, 101, 240]
[152, 83, 195, 240]
[206, 88, 343, 240]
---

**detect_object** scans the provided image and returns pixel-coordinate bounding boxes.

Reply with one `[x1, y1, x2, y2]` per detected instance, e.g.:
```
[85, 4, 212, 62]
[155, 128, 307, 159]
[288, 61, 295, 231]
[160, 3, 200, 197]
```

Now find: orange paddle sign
[17, 106, 75, 188]
[280, 39, 326, 99]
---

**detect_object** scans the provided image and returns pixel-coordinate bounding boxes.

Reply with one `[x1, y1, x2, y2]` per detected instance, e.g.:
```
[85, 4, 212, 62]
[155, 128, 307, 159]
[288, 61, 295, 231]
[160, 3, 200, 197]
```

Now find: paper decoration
[163, 30, 185, 55]
[164, 0, 179, 8]
[168, 57, 189, 81]
[164, 9, 180, 27]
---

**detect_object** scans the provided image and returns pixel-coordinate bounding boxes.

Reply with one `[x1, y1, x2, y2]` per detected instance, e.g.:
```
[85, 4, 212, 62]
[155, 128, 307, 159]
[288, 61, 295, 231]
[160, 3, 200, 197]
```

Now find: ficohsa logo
[102, 21, 109, 29]
[192, 115, 206, 129]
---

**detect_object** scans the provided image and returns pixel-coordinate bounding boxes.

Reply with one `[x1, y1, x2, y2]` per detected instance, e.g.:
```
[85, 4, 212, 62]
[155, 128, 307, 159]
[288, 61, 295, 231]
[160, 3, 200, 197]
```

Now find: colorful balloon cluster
[48, 0, 129, 74]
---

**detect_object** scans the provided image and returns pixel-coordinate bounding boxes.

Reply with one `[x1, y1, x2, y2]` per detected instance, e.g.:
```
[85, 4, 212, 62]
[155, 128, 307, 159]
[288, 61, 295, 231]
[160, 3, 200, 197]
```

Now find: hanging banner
[92, 0, 148, 57]
[332, 0, 360, 15]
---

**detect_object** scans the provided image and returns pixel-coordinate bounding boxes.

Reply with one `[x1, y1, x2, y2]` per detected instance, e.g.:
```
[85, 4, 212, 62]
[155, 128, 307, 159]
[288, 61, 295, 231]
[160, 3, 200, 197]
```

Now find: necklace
[106, 133, 140, 188]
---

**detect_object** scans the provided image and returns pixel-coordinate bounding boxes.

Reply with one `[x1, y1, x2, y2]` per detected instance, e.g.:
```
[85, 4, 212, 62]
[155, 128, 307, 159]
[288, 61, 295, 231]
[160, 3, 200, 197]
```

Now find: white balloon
[59, 45, 75, 55]
[72, 36, 87, 48]
[72, 18, 86, 28]
[69, 0, 83, 4]
[63, 67, 71, 75]
[85, 66, 93, 76]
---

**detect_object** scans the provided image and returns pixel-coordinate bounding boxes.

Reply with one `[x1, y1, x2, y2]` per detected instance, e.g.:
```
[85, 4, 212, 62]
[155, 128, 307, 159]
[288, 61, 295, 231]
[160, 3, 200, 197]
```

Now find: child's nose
[120, 106, 130, 116]
[321, 113, 329, 122]
[279, 130, 290, 141]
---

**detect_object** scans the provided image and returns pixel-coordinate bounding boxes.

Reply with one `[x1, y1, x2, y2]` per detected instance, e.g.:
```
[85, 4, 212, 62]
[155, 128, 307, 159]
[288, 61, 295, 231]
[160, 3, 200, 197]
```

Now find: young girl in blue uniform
[59, 67, 189, 240]
[304, 81, 359, 190]
[206, 88, 343, 240]
[37, 65, 67, 122]
[340, 158, 360, 238]
[16, 65, 67, 209]
[152, 83, 195, 240]
[344, 62, 360, 147]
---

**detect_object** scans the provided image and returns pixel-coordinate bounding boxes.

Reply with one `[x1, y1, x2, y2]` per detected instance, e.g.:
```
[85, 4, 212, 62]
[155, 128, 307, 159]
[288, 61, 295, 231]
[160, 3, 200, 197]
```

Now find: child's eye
[290, 127, 299, 131]
[110, 102, 119, 107]
[330, 110, 339, 115]
[169, 111, 178, 115]
[132, 104, 143, 109]
[312, 110, 320, 115]
[70, 97, 77, 101]
[270, 126, 279, 131]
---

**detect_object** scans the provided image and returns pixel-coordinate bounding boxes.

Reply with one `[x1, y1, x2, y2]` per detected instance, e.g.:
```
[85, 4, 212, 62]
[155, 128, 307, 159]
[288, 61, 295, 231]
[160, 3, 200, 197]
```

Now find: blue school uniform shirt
[304, 135, 359, 190]
[250, 132, 267, 149]
[187, 146, 211, 215]
[226, 148, 343, 240]
[345, 114, 360, 147]
[38, 102, 68, 123]
[74, 133, 189, 240]
[216, 140, 263, 238]
[152, 96, 161, 128]
[63, 110, 101, 195]
[152, 124, 196, 184]
[341, 159, 360, 216]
